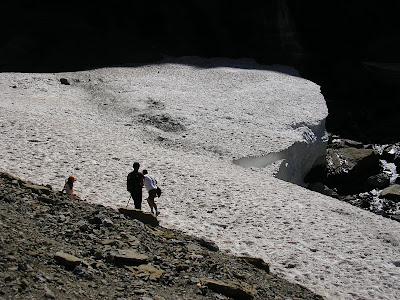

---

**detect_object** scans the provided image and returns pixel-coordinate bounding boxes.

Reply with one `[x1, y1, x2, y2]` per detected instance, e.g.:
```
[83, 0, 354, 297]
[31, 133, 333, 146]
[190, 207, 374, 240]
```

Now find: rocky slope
[0, 172, 323, 300]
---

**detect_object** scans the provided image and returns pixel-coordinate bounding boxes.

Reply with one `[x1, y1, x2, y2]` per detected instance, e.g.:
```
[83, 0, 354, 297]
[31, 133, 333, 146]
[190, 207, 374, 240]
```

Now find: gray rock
[54, 251, 82, 269]
[60, 78, 70, 85]
[38, 195, 56, 204]
[111, 249, 149, 266]
[3, 195, 16, 203]
[89, 213, 103, 225]
[327, 148, 379, 175]
[326, 147, 380, 193]
[103, 218, 114, 227]
[118, 208, 159, 227]
[199, 237, 219, 252]
[308, 182, 334, 196]
[393, 261, 400, 267]
[43, 285, 55, 298]
[391, 215, 400, 222]
[200, 278, 256, 300]
[23, 183, 52, 195]
[73, 265, 94, 280]
[367, 174, 391, 189]
[239, 257, 270, 273]
[381, 184, 400, 202]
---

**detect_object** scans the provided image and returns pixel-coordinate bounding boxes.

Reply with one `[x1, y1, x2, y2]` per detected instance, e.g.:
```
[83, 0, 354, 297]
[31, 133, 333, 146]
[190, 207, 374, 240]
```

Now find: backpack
[156, 186, 162, 198]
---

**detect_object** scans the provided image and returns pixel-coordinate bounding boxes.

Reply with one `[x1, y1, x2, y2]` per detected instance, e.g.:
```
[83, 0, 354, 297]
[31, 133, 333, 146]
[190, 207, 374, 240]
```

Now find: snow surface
[1, 57, 400, 300]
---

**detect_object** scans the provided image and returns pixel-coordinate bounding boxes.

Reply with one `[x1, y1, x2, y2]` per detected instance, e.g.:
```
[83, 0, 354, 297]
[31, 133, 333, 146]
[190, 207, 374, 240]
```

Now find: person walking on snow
[127, 162, 144, 210]
[142, 169, 160, 216]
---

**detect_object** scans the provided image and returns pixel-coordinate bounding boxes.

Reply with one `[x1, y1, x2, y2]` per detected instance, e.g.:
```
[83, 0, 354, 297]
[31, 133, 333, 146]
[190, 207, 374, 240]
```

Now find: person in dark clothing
[127, 162, 144, 210]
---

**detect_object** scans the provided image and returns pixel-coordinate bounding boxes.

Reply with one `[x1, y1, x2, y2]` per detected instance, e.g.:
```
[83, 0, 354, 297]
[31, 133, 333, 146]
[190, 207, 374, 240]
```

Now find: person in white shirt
[142, 169, 160, 216]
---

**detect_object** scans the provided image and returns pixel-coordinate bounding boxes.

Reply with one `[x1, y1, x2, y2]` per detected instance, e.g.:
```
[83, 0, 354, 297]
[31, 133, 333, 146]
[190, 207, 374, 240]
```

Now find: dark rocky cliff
[1, 1, 399, 143]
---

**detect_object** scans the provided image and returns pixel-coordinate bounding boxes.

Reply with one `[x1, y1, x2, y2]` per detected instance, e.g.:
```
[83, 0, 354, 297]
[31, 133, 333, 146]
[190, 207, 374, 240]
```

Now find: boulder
[199, 237, 219, 252]
[59, 78, 70, 85]
[54, 251, 82, 270]
[367, 174, 391, 189]
[126, 264, 164, 281]
[381, 185, 400, 202]
[239, 257, 270, 273]
[23, 183, 52, 195]
[325, 147, 380, 194]
[38, 195, 56, 204]
[118, 207, 159, 227]
[200, 278, 256, 300]
[308, 182, 334, 196]
[111, 249, 149, 266]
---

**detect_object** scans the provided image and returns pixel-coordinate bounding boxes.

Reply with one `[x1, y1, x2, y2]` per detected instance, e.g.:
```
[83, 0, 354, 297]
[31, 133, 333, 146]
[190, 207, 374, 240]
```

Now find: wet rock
[383, 143, 400, 160]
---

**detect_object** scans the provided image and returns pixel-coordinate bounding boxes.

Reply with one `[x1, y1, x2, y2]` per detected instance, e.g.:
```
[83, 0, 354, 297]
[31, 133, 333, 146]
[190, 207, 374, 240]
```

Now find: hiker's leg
[134, 198, 141, 210]
[148, 190, 157, 214]
[133, 190, 142, 210]
[146, 197, 154, 211]
[150, 189, 159, 215]
[147, 197, 155, 212]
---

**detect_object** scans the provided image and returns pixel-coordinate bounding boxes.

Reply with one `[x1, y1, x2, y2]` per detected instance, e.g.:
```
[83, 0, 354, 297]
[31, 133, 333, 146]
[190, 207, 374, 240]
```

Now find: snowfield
[1, 57, 399, 300]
